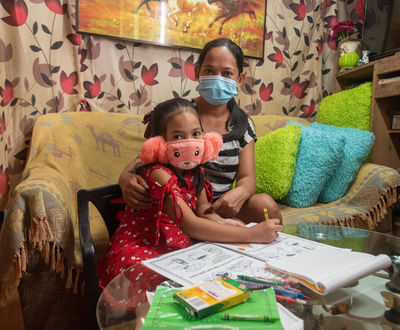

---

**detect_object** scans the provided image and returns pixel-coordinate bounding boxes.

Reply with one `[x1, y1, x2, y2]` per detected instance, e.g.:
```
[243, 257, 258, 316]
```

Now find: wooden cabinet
[333, 54, 400, 170]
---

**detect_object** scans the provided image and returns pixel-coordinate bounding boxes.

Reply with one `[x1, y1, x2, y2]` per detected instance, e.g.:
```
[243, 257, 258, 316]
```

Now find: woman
[119, 38, 282, 224]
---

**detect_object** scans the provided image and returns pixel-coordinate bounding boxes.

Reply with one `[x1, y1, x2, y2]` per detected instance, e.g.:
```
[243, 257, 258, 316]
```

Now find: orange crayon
[275, 295, 307, 304]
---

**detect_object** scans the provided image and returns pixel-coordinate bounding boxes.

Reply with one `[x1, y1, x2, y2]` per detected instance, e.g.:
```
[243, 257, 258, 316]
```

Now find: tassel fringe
[0, 213, 82, 307]
[321, 184, 400, 231]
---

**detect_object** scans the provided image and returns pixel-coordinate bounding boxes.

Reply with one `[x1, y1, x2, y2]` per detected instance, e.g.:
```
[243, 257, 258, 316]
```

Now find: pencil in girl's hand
[263, 208, 269, 220]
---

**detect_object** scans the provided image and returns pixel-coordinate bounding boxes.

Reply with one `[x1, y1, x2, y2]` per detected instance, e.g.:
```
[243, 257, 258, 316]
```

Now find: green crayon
[223, 314, 280, 322]
[237, 275, 287, 286]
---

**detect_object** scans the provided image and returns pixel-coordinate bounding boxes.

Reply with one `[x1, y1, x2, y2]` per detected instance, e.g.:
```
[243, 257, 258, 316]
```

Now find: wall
[0, 0, 359, 211]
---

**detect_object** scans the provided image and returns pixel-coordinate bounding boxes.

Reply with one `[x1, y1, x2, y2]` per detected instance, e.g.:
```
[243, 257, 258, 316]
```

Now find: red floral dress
[97, 165, 213, 290]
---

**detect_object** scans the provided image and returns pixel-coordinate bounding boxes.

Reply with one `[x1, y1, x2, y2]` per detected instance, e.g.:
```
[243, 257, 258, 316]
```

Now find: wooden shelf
[375, 81, 400, 98]
[336, 62, 374, 80]
[333, 54, 400, 170]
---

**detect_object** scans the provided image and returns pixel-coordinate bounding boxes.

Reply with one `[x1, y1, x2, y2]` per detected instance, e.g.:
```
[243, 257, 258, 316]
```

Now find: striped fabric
[202, 118, 257, 202]
[191, 99, 257, 201]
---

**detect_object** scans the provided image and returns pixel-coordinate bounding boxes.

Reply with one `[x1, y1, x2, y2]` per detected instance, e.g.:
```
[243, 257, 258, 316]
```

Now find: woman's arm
[206, 140, 256, 218]
[150, 169, 279, 243]
[119, 157, 151, 209]
[195, 189, 245, 227]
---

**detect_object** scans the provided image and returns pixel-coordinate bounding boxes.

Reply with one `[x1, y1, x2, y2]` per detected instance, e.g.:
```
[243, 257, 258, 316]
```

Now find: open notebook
[142, 232, 333, 287]
[142, 231, 391, 295]
[264, 247, 391, 295]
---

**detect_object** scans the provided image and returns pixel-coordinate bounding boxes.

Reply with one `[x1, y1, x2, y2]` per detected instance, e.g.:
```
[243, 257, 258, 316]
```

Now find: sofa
[0, 112, 399, 330]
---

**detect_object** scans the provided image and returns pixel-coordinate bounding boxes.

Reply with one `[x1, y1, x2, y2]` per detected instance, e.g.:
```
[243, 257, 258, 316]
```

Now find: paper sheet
[265, 248, 392, 295]
[213, 232, 342, 262]
[142, 233, 338, 287]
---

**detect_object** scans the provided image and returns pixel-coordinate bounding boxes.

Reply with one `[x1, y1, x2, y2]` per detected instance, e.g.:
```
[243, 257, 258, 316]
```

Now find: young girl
[97, 98, 282, 290]
[119, 38, 282, 224]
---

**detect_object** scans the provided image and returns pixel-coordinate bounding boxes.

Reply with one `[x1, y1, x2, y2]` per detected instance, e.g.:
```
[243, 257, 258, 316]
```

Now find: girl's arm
[119, 157, 151, 209]
[206, 140, 256, 218]
[150, 169, 281, 243]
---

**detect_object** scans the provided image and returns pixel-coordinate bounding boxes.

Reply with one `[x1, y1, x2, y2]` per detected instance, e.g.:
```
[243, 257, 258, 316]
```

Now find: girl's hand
[119, 171, 151, 209]
[249, 219, 283, 243]
[218, 218, 246, 227]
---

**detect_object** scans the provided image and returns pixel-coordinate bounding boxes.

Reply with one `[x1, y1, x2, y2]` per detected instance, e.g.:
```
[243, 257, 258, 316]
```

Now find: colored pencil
[263, 208, 269, 220]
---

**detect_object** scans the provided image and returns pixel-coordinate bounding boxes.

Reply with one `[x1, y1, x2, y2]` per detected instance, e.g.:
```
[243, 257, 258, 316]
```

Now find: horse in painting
[133, 0, 161, 14]
[168, 0, 220, 33]
[208, 0, 258, 35]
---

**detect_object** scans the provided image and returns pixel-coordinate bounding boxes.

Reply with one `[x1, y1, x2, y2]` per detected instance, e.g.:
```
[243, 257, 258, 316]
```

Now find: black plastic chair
[77, 184, 126, 327]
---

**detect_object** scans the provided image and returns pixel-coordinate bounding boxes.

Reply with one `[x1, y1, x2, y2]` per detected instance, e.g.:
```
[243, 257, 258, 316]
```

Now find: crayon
[273, 288, 308, 300]
[253, 276, 297, 286]
[275, 295, 307, 304]
[277, 286, 302, 293]
[276, 286, 308, 299]
[223, 314, 279, 322]
[247, 284, 271, 290]
[237, 275, 289, 287]
[235, 279, 308, 297]
[275, 285, 301, 293]
[263, 208, 269, 220]
[235, 280, 276, 291]
[235, 279, 269, 286]
[236, 279, 303, 294]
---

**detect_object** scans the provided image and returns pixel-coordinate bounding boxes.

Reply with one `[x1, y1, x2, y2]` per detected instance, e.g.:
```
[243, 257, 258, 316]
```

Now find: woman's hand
[204, 186, 248, 218]
[119, 170, 151, 209]
[249, 219, 283, 243]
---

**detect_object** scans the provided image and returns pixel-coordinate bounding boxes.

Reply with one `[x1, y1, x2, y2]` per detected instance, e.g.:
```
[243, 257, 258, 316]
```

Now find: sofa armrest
[0, 166, 77, 306]
[280, 163, 400, 231]
[0, 112, 146, 306]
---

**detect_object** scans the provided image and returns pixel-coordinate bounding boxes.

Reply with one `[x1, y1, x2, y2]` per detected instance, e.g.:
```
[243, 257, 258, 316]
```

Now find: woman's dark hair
[136, 98, 205, 197]
[196, 38, 250, 142]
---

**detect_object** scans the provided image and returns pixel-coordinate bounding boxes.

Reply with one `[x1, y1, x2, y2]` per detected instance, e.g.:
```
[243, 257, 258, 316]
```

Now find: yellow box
[173, 277, 251, 319]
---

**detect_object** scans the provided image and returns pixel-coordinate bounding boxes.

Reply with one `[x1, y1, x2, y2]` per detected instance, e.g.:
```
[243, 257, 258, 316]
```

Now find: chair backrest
[77, 184, 126, 325]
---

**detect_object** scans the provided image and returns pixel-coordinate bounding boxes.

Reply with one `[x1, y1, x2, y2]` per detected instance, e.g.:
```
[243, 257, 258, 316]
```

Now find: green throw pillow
[317, 82, 372, 131]
[255, 125, 301, 199]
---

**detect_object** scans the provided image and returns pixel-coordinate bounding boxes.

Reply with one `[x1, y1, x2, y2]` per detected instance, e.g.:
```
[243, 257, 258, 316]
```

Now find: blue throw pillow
[280, 122, 345, 208]
[309, 123, 375, 203]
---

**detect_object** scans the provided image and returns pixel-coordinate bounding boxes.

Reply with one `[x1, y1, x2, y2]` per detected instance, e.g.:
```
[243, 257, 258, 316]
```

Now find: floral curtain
[0, 0, 361, 212]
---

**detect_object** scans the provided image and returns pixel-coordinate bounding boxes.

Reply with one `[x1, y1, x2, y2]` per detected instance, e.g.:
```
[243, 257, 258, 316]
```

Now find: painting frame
[76, 0, 267, 59]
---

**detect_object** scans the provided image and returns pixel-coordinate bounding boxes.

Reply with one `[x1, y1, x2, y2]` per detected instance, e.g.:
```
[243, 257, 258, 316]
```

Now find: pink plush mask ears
[202, 132, 223, 163]
[140, 136, 168, 164]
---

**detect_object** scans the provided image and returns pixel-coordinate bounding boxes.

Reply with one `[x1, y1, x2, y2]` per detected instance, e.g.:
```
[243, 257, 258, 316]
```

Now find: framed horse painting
[76, 0, 267, 58]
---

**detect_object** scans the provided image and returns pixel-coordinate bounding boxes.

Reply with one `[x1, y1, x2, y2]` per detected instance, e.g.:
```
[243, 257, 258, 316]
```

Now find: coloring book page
[142, 241, 299, 287]
[212, 232, 342, 263]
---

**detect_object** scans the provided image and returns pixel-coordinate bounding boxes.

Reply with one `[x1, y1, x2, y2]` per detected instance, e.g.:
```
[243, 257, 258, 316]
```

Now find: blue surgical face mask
[196, 75, 239, 106]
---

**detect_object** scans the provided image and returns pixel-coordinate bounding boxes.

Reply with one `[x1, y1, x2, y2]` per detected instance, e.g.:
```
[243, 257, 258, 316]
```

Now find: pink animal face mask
[165, 139, 204, 170]
[140, 132, 223, 169]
